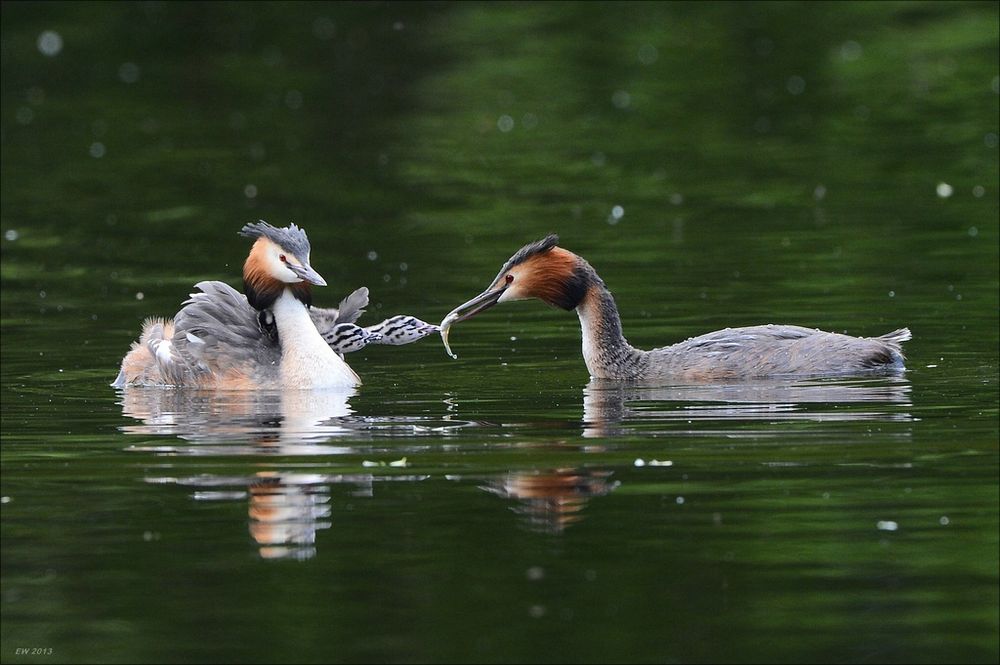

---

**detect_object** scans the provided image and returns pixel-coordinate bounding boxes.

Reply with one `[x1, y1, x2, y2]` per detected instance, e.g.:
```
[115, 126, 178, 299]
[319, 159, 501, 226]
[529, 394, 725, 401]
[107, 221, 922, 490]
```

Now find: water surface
[2, 2, 998, 663]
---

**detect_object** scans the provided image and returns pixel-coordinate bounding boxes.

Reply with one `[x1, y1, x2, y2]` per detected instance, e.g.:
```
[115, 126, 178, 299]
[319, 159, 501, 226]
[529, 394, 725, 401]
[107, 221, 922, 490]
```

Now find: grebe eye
[505, 274, 514, 284]
[280, 254, 287, 263]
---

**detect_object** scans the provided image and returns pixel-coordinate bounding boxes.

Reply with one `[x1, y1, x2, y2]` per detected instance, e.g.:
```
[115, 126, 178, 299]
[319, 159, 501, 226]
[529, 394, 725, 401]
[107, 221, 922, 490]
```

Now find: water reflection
[118, 387, 356, 452]
[118, 373, 915, 555]
[116, 386, 482, 453]
[479, 467, 618, 534]
[582, 375, 913, 437]
[148, 470, 428, 560]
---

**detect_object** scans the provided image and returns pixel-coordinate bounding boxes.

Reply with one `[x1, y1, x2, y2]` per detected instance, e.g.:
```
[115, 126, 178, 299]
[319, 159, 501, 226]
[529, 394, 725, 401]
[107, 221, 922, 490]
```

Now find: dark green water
[2, 2, 998, 663]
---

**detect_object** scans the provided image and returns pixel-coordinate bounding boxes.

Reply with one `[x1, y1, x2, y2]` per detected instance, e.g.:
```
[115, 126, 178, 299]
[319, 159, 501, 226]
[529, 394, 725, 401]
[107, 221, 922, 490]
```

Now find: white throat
[272, 290, 360, 388]
[576, 298, 603, 379]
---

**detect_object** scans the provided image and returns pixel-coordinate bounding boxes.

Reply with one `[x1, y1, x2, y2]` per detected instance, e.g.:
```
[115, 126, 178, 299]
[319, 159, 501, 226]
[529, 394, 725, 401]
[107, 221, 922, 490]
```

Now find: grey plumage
[308, 287, 370, 332]
[580, 264, 911, 380]
[639, 325, 911, 380]
[239, 220, 311, 262]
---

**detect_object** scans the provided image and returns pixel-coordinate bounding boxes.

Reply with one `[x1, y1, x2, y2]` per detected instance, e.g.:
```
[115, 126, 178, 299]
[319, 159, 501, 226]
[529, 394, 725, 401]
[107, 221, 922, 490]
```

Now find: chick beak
[287, 261, 327, 287]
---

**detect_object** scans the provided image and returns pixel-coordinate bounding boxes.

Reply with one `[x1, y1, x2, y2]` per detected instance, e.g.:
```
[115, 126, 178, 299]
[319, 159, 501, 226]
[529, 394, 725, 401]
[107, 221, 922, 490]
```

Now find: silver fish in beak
[439, 285, 507, 359]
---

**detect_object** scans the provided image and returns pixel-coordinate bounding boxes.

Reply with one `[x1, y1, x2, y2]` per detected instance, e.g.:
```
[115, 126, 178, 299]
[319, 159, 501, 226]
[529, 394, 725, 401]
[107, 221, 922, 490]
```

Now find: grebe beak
[287, 262, 327, 287]
[438, 285, 508, 358]
[440, 285, 506, 328]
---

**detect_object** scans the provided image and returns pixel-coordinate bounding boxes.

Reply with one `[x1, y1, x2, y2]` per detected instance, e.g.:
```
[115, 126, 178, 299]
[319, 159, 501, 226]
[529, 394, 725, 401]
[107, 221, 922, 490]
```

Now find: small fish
[439, 312, 459, 359]
[439, 282, 508, 359]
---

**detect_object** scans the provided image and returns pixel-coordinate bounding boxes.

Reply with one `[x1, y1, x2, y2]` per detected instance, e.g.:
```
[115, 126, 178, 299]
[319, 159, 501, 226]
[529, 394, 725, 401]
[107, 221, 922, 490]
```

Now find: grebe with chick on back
[113, 221, 437, 390]
[439, 235, 911, 381]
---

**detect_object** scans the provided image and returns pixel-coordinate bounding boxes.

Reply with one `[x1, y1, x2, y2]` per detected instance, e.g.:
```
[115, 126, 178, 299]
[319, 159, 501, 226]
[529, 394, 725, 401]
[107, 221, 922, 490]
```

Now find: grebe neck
[272, 289, 359, 388]
[574, 269, 648, 380]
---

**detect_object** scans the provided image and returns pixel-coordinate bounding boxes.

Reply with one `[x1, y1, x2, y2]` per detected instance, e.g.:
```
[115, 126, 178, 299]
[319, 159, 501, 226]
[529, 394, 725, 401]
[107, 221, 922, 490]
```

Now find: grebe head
[240, 221, 326, 310]
[442, 234, 589, 327]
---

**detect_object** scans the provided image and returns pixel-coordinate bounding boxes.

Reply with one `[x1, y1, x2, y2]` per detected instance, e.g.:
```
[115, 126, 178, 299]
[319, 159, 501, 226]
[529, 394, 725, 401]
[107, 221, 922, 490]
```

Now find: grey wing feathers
[652, 324, 910, 378]
[876, 328, 912, 347]
[309, 287, 370, 332]
[170, 280, 278, 377]
[336, 287, 369, 324]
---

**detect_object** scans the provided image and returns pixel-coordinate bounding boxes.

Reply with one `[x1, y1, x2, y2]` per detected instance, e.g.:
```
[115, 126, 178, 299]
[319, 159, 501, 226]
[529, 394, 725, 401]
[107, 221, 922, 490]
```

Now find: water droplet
[522, 112, 538, 129]
[876, 520, 899, 531]
[814, 184, 827, 200]
[526, 566, 544, 581]
[89, 142, 106, 158]
[985, 132, 998, 149]
[638, 43, 658, 65]
[393, 21, 405, 31]
[939, 516, 950, 526]
[366, 250, 378, 261]
[312, 16, 336, 40]
[244, 184, 258, 199]
[968, 226, 978, 237]
[669, 193, 683, 206]
[633, 458, 646, 467]
[591, 151, 606, 167]
[26, 87, 45, 106]
[118, 62, 140, 84]
[754, 37, 773, 57]
[786, 75, 806, 95]
[972, 185, 985, 198]
[936, 182, 953, 198]
[37, 30, 63, 57]
[675, 496, 685, 504]
[888, 290, 895, 298]
[135, 292, 144, 300]
[497, 114, 514, 132]
[611, 205, 624, 219]
[4, 229, 19, 241]
[285, 89, 303, 110]
[611, 90, 631, 109]
[838, 40, 863, 61]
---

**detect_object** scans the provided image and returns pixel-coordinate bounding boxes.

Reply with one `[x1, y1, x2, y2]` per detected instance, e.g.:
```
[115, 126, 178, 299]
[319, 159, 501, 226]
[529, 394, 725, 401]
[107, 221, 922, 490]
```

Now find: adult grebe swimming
[113, 222, 437, 389]
[439, 235, 911, 380]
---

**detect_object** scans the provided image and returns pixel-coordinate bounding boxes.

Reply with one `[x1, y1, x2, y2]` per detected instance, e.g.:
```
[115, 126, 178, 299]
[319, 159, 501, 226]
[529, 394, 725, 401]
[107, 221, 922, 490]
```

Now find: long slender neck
[271, 289, 360, 388]
[574, 267, 648, 380]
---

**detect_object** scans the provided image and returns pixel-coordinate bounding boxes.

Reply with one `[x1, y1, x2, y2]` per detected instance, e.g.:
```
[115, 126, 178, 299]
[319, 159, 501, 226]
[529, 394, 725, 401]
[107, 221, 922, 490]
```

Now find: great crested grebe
[113, 221, 437, 390]
[440, 235, 911, 380]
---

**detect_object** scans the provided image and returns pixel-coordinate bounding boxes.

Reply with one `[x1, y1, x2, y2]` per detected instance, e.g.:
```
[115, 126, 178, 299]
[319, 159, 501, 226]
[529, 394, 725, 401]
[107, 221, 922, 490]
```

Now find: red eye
[505, 274, 514, 284]
[280, 254, 287, 263]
